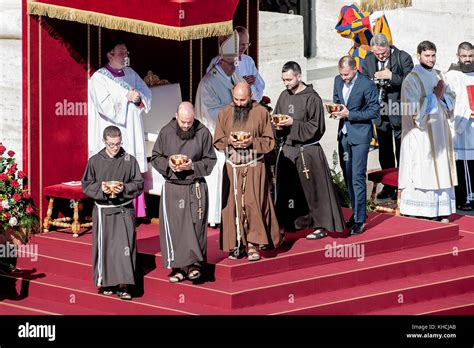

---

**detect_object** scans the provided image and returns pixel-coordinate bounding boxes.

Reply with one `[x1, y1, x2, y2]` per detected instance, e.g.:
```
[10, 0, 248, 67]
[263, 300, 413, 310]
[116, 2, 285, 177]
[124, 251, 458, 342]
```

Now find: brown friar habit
[82, 148, 144, 288]
[151, 119, 217, 269]
[214, 103, 282, 252]
[274, 84, 346, 232]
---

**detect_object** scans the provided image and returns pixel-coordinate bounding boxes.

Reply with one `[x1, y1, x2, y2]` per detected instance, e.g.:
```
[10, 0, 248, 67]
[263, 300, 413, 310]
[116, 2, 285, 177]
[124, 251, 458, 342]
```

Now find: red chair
[43, 183, 93, 237]
[367, 168, 400, 215]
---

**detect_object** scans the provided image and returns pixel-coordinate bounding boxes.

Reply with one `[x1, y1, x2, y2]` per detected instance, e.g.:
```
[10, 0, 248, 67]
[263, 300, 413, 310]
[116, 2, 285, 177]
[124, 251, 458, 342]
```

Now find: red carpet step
[28, 211, 460, 281]
[1, 211, 473, 315]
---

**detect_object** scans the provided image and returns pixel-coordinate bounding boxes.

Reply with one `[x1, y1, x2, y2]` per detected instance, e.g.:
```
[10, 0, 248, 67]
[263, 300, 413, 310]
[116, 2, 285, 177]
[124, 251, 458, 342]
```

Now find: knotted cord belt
[195, 181, 203, 220]
[226, 155, 264, 251]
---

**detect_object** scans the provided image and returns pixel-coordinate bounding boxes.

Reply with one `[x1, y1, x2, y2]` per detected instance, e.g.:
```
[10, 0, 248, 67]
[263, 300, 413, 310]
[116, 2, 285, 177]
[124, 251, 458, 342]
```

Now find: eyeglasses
[239, 43, 251, 48]
[105, 141, 122, 149]
[112, 51, 130, 57]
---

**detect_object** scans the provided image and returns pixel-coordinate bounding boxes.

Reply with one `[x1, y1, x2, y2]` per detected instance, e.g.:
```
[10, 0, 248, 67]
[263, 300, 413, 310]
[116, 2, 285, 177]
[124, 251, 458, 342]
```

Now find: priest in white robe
[88, 41, 152, 217]
[88, 42, 151, 172]
[195, 31, 244, 227]
[446, 41, 474, 211]
[206, 26, 265, 102]
[399, 41, 457, 221]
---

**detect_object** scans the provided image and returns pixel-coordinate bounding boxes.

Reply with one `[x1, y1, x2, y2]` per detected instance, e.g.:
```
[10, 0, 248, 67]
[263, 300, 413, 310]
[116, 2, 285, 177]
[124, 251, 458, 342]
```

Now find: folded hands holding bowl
[169, 154, 193, 172]
[229, 131, 253, 149]
[102, 181, 124, 198]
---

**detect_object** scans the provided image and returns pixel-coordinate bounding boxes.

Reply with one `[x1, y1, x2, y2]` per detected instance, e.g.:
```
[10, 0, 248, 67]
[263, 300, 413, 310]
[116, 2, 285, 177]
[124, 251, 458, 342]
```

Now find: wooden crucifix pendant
[300, 147, 310, 180]
[197, 207, 203, 220]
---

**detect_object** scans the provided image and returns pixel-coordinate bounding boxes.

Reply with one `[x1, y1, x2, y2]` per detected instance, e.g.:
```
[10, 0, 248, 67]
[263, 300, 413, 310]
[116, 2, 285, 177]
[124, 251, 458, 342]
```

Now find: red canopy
[27, 0, 239, 40]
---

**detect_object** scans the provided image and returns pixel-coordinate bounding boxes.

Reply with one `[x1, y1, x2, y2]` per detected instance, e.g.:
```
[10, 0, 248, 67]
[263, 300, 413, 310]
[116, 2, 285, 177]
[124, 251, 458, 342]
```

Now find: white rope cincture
[274, 142, 283, 204]
[161, 183, 175, 269]
[226, 155, 264, 251]
[95, 200, 133, 287]
[464, 160, 473, 202]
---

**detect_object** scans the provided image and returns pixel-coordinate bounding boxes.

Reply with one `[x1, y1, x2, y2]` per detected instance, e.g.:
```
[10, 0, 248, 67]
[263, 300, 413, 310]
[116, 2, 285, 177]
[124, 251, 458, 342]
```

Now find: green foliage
[329, 150, 351, 208]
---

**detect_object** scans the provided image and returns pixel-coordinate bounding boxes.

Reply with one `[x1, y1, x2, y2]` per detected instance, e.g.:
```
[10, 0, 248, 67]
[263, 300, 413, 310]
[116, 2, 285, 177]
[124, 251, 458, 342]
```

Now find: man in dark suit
[362, 33, 414, 200]
[332, 56, 380, 235]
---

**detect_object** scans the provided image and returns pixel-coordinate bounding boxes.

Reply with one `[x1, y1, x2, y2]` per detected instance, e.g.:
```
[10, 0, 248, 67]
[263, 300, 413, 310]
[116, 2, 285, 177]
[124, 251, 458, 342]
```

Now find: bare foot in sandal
[169, 269, 187, 283]
[247, 244, 261, 261]
[306, 228, 327, 240]
[187, 263, 202, 280]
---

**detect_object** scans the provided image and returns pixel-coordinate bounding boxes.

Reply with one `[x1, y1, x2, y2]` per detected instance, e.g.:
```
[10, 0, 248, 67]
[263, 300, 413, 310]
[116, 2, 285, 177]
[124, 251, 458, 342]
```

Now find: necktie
[341, 83, 351, 135]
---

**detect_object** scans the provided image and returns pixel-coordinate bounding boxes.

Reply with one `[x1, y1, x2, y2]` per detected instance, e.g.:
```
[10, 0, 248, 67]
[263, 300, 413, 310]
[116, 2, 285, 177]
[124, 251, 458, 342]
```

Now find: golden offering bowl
[231, 131, 251, 142]
[324, 103, 344, 115]
[105, 180, 123, 198]
[272, 114, 289, 129]
[170, 154, 189, 166]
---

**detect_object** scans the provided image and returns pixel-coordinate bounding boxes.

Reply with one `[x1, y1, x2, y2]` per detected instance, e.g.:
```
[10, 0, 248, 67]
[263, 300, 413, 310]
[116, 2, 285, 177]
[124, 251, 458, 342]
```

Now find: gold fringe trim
[27, 1, 233, 41]
[360, 0, 412, 12]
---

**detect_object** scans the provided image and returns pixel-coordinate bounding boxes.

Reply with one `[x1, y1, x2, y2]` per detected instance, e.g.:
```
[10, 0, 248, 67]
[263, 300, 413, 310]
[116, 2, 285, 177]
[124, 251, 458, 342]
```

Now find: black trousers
[376, 117, 401, 170]
[455, 159, 474, 206]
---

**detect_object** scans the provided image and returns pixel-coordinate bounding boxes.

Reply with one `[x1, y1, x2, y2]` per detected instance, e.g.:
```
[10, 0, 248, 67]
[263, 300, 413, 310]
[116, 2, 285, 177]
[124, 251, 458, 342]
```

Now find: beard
[459, 61, 474, 73]
[233, 100, 253, 125]
[420, 62, 434, 70]
[176, 123, 196, 140]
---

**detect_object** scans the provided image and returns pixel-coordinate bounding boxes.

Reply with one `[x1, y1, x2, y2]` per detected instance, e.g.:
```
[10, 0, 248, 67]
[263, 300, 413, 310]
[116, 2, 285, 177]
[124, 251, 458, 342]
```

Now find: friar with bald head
[151, 102, 217, 282]
[214, 82, 281, 262]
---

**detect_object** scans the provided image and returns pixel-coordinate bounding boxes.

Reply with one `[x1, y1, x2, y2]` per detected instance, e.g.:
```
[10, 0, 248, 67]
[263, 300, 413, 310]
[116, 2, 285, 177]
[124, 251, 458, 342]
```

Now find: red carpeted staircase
[1, 209, 473, 315]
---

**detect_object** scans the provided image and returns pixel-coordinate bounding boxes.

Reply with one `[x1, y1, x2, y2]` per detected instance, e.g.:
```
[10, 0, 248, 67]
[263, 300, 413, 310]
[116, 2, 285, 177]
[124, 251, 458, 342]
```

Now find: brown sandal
[247, 245, 261, 261]
[169, 270, 187, 283]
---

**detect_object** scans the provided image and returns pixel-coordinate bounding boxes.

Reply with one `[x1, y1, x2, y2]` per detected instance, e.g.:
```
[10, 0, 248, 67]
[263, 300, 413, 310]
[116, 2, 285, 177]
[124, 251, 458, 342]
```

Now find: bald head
[232, 82, 253, 124]
[232, 82, 252, 107]
[177, 101, 194, 115]
[176, 102, 195, 132]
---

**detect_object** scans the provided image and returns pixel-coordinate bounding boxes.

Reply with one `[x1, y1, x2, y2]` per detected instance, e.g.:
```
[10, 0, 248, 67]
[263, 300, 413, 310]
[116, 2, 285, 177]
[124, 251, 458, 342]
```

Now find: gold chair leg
[43, 197, 54, 232]
[370, 182, 378, 202]
[395, 189, 401, 216]
[71, 199, 80, 238]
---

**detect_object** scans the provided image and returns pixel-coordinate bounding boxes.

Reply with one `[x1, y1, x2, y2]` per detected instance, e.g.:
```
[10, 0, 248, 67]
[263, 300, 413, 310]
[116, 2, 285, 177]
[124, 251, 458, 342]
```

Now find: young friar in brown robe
[214, 82, 282, 262]
[82, 125, 144, 301]
[273, 61, 346, 239]
[151, 102, 217, 282]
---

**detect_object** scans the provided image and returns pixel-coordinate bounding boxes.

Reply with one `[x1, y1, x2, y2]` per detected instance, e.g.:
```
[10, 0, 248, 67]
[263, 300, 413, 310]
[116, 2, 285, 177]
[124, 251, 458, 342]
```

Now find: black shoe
[346, 215, 368, 228]
[346, 215, 355, 229]
[350, 223, 365, 235]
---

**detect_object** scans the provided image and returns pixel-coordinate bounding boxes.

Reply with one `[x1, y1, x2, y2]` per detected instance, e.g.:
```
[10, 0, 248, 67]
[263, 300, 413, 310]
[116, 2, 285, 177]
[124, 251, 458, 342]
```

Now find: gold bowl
[105, 180, 123, 198]
[272, 114, 289, 129]
[231, 131, 251, 142]
[170, 154, 189, 166]
[324, 103, 344, 114]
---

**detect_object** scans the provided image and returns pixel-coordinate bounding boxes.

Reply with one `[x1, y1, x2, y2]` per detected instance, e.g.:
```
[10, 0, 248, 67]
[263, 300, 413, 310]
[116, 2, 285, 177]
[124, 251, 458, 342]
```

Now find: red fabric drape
[29, 0, 239, 28]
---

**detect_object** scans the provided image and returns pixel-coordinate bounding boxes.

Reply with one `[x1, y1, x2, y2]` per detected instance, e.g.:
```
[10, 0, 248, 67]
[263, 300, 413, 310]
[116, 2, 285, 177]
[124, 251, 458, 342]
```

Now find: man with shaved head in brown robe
[214, 82, 281, 261]
[151, 102, 217, 282]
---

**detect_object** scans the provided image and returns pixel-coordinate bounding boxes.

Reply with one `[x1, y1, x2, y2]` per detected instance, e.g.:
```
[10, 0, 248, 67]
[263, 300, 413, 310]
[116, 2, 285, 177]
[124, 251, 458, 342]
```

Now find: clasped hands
[101, 181, 124, 195]
[229, 135, 253, 149]
[126, 89, 141, 103]
[169, 158, 193, 172]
